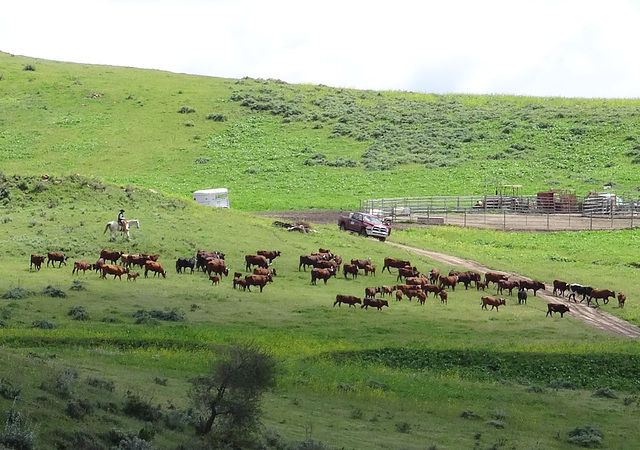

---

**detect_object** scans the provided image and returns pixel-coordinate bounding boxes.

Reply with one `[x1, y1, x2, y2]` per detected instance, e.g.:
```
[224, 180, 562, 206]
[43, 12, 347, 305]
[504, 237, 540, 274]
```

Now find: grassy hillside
[2, 51, 640, 210]
[0, 175, 639, 449]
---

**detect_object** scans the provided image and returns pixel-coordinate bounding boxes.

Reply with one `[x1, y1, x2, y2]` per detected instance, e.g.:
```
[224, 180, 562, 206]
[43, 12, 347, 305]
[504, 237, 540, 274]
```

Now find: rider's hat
[120, 209, 125, 212]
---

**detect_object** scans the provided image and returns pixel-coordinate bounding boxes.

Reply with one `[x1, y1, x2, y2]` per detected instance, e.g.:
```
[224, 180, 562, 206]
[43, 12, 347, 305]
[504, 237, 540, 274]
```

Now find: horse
[103, 219, 140, 241]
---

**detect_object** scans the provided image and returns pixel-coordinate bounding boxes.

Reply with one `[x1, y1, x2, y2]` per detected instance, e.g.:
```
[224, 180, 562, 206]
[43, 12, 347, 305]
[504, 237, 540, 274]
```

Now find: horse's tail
[103, 223, 109, 234]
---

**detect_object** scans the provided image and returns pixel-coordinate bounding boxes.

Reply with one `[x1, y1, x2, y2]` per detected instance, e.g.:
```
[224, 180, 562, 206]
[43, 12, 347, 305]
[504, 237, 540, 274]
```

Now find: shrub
[184, 121, 194, 127]
[123, 392, 162, 422]
[31, 180, 48, 192]
[86, 376, 115, 392]
[283, 438, 331, 449]
[0, 404, 36, 449]
[567, 424, 603, 447]
[68, 305, 90, 321]
[0, 380, 21, 400]
[44, 367, 78, 399]
[206, 113, 227, 122]
[32, 319, 57, 329]
[485, 419, 505, 428]
[66, 398, 93, 419]
[395, 421, 411, 433]
[194, 157, 211, 164]
[592, 387, 617, 399]
[163, 410, 189, 431]
[23, 64, 36, 71]
[178, 106, 196, 114]
[548, 378, 577, 390]
[460, 410, 477, 419]
[3, 287, 33, 299]
[69, 279, 87, 291]
[42, 284, 66, 298]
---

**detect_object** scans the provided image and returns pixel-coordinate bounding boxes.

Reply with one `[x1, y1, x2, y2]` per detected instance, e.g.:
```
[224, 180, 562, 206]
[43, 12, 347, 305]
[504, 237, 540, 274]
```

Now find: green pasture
[3, 51, 640, 447]
[3, 51, 640, 211]
[0, 177, 639, 448]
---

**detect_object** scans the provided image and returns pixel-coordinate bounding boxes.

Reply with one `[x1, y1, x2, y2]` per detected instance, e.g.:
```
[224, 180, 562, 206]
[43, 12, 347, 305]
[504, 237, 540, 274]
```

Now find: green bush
[0, 380, 21, 400]
[592, 387, 617, 399]
[68, 306, 90, 321]
[122, 392, 162, 422]
[66, 398, 93, 420]
[22, 64, 36, 71]
[69, 279, 87, 291]
[206, 113, 227, 122]
[32, 319, 57, 329]
[567, 424, 604, 447]
[42, 284, 66, 298]
[3, 287, 33, 299]
[86, 376, 115, 392]
[178, 106, 196, 114]
[0, 405, 36, 449]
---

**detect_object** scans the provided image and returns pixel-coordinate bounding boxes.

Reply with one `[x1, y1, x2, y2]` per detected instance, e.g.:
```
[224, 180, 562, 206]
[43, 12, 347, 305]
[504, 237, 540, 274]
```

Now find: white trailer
[193, 188, 230, 208]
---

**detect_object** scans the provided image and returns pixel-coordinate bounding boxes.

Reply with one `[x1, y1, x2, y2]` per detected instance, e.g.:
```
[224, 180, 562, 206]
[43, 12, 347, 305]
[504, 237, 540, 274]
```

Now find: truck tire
[378, 237, 386, 242]
[359, 228, 367, 237]
[339, 223, 345, 231]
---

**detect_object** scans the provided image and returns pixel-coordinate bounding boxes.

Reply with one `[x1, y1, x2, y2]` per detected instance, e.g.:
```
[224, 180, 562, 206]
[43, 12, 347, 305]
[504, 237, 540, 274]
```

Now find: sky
[3, 0, 640, 98]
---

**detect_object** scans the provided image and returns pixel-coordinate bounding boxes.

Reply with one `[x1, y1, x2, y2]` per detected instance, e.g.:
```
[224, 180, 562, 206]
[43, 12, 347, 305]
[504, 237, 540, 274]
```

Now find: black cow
[568, 284, 592, 302]
[546, 303, 570, 317]
[175, 257, 196, 274]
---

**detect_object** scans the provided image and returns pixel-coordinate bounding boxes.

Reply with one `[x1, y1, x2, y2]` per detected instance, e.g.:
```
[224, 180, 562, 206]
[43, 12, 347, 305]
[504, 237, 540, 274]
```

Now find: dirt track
[388, 242, 640, 339]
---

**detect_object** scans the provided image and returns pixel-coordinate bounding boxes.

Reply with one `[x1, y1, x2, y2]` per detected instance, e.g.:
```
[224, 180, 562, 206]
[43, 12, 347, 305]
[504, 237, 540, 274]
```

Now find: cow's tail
[103, 223, 109, 234]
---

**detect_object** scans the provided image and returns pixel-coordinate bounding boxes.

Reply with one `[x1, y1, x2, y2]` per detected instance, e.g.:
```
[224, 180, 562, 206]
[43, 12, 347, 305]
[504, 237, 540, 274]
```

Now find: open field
[3, 52, 640, 448]
[0, 177, 639, 448]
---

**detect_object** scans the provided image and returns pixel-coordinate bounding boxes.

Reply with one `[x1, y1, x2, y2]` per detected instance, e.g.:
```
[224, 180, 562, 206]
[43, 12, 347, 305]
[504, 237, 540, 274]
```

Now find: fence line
[360, 194, 640, 231]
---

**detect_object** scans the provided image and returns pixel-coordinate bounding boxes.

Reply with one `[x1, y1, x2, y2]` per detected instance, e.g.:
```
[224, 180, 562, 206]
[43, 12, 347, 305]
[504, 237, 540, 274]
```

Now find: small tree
[189, 343, 277, 439]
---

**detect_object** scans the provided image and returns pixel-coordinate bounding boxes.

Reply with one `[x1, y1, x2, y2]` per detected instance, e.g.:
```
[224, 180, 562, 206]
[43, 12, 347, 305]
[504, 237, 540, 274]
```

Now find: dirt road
[387, 242, 640, 339]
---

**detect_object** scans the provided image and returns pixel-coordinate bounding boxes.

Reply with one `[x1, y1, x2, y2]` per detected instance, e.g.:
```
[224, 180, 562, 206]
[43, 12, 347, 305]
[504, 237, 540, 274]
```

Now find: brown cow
[101, 264, 129, 280]
[423, 283, 442, 297]
[299, 254, 323, 271]
[380, 285, 396, 297]
[481, 296, 506, 311]
[364, 264, 377, 276]
[257, 250, 281, 263]
[383, 257, 411, 273]
[311, 267, 335, 285]
[99, 249, 123, 264]
[518, 279, 545, 296]
[496, 279, 518, 296]
[428, 268, 440, 284]
[552, 279, 570, 297]
[365, 286, 379, 298]
[233, 277, 248, 291]
[144, 261, 167, 278]
[351, 258, 371, 270]
[127, 272, 140, 282]
[334, 294, 361, 307]
[406, 277, 429, 287]
[318, 248, 333, 257]
[332, 254, 343, 268]
[343, 264, 359, 279]
[93, 258, 106, 274]
[546, 303, 570, 317]
[30, 254, 46, 271]
[206, 259, 229, 277]
[253, 267, 277, 277]
[47, 252, 68, 268]
[404, 288, 426, 304]
[245, 254, 269, 272]
[618, 292, 627, 308]
[397, 266, 419, 282]
[362, 298, 389, 310]
[484, 272, 508, 287]
[139, 253, 160, 262]
[196, 250, 225, 272]
[439, 275, 458, 291]
[476, 281, 488, 291]
[313, 259, 338, 274]
[395, 290, 403, 301]
[587, 289, 615, 307]
[209, 275, 220, 285]
[439, 289, 448, 304]
[72, 260, 91, 275]
[453, 271, 482, 289]
[126, 254, 150, 269]
[244, 274, 273, 292]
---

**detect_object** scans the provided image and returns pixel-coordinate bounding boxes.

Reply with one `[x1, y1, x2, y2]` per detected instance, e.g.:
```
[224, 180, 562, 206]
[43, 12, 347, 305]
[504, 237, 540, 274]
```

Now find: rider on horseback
[117, 209, 127, 232]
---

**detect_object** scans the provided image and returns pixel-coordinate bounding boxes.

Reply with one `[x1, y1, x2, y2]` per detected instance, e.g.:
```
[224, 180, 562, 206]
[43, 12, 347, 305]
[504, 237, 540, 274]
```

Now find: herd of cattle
[28, 248, 627, 318]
